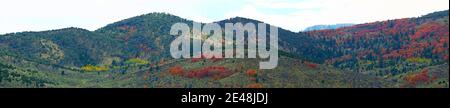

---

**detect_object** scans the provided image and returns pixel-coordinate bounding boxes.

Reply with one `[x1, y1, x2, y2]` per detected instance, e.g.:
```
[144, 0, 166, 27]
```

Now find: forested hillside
[0, 11, 448, 88]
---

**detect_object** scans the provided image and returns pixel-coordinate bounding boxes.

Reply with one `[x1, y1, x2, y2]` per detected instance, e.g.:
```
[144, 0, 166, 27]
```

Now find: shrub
[404, 69, 430, 86]
[169, 65, 184, 76]
[246, 83, 263, 88]
[185, 66, 232, 79]
[246, 69, 257, 77]
[81, 65, 109, 72]
[125, 58, 149, 65]
[305, 61, 318, 69]
[406, 57, 432, 64]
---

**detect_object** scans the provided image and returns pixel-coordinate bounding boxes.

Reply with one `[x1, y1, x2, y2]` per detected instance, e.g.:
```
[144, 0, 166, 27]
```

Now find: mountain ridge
[303, 23, 355, 31]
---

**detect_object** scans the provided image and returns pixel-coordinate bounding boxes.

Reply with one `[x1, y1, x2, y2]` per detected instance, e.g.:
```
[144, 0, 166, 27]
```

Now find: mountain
[0, 10, 448, 88]
[0, 27, 121, 67]
[95, 13, 196, 62]
[303, 23, 355, 31]
[305, 10, 448, 73]
[215, 17, 333, 63]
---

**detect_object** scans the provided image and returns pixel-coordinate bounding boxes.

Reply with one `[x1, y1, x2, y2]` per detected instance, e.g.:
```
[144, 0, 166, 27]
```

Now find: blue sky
[0, 0, 448, 34]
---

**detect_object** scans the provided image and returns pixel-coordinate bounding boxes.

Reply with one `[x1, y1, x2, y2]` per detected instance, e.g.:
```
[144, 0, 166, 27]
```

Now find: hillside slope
[0, 10, 448, 88]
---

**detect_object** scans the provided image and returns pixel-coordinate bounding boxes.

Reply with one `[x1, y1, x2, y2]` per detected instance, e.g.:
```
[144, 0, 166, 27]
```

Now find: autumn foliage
[305, 12, 449, 74]
[246, 69, 257, 77]
[304, 61, 318, 69]
[246, 83, 263, 88]
[118, 25, 137, 42]
[169, 65, 184, 76]
[404, 69, 431, 86]
[168, 64, 235, 80]
[81, 65, 109, 72]
[182, 66, 232, 80]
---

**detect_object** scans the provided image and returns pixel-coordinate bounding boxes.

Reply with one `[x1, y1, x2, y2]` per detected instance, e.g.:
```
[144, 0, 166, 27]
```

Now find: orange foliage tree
[246, 69, 257, 77]
[246, 83, 263, 88]
[169, 65, 184, 76]
[404, 69, 431, 86]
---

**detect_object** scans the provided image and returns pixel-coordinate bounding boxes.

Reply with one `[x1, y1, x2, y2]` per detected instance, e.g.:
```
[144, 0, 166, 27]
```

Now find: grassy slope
[1, 53, 395, 88]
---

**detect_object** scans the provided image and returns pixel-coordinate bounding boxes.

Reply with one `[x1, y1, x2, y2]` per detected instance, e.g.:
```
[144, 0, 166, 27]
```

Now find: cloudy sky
[0, 0, 448, 34]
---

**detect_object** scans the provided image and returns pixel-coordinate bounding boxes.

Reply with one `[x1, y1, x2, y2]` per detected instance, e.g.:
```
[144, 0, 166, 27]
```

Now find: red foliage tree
[404, 69, 431, 86]
[305, 61, 318, 69]
[246, 69, 257, 77]
[246, 83, 263, 88]
[185, 66, 232, 79]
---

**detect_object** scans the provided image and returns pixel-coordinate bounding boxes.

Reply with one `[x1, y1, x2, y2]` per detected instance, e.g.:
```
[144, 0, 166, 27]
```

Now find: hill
[0, 10, 448, 88]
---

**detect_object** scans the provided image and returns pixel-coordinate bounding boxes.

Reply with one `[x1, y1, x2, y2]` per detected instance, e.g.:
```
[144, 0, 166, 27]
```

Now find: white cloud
[0, 0, 213, 34]
[224, 5, 303, 32]
[226, 0, 449, 32]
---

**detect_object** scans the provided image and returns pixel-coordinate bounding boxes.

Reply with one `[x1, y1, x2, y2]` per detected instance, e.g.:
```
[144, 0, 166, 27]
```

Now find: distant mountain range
[303, 23, 355, 31]
[0, 10, 448, 88]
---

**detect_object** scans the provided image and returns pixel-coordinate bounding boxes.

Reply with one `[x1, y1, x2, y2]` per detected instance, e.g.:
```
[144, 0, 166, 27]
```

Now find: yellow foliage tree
[125, 58, 149, 65]
[406, 57, 432, 64]
[81, 64, 109, 72]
